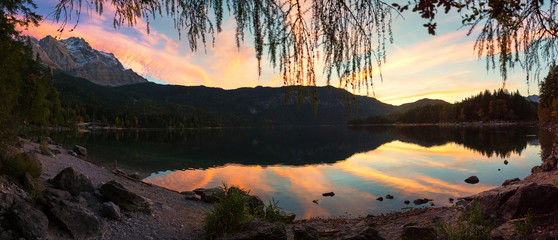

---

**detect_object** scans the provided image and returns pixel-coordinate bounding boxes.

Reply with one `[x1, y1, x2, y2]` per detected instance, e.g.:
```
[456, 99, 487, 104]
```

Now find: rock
[498, 168, 501, 171]
[498, 183, 558, 220]
[46, 198, 105, 239]
[413, 198, 432, 205]
[294, 224, 319, 240]
[40, 147, 54, 156]
[470, 184, 519, 219]
[38, 188, 72, 208]
[448, 198, 454, 203]
[128, 172, 141, 180]
[504, 160, 509, 165]
[67, 150, 78, 157]
[246, 195, 264, 216]
[376, 197, 383, 201]
[385, 194, 394, 199]
[8, 201, 48, 240]
[322, 192, 335, 197]
[429, 202, 435, 206]
[531, 165, 543, 174]
[541, 155, 558, 171]
[52, 148, 62, 155]
[22, 172, 36, 191]
[312, 199, 319, 204]
[401, 226, 436, 240]
[181, 191, 200, 201]
[464, 176, 479, 184]
[222, 220, 286, 240]
[404, 200, 410, 204]
[102, 201, 122, 220]
[280, 210, 296, 223]
[490, 222, 516, 240]
[52, 167, 95, 196]
[502, 178, 521, 186]
[73, 145, 87, 156]
[195, 187, 224, 203]
[332, 221, 384, 240]
[100, 180, 151, 212]
[40, 136, 55, 145]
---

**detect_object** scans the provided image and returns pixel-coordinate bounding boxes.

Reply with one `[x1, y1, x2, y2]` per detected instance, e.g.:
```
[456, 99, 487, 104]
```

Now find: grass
[512, 210, 533, 236]
[436, 201, 496, 240]
[203, 183, 253, 240]
[203, 183, 290, 239]
[1, 152, 42, 179]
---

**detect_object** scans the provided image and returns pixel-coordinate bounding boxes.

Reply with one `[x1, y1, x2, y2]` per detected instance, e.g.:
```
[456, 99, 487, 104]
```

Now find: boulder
[322, 192, 335, 197]
[194, 187, 225, 203]
[413, 198, 432, 205]
[246, 195, 264, 216]
[312, 200, 319, 204]
[73, 145, 87, 156]
[52, 148, 62, 155]
[470, 184, 519, 219]
[8, 201, 48, 240]
[385, 194, 394, 199]
[404, 200, 410, 204]
[376, 197, 383, 201]
[504, 160, 509, 165]
[294, 224, 319, 240]
[102, 201, 122, 220]
[222, 220, 286, 240]
[47, 198, 105, 239]
[67, 150, 78, 157]
[52, 167, 95, 196]
[100, 181, 151, 212]
[464, 176, 479, 184]
[448, 198, 454, 203]
[40, 136, 55, 145]
[490, 222, 516, 240]
[40, 147, 54, 156]
[541, 155, 558, 171]
[22, 172, 36, 191]
[128, 172, 141, 180]
[499, 183, 558, 220]
[280, 210, 296, 223]
[401, 226, 436, 240]
[38, 188, 72, 208]
[502, 178, 521, 186]
[181, 191, 200, 201]
[332, 221, 384, 240]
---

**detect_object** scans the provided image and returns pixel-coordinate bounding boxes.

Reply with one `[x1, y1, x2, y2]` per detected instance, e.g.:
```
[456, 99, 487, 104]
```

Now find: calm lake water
[49, 125, 551, 219]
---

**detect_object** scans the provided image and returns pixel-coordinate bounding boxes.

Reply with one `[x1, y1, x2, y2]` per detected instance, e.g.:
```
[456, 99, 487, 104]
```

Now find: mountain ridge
[28, 36, 147, 86]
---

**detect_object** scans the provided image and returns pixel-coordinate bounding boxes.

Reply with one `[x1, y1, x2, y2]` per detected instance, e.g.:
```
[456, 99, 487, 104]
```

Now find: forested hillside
[350, 89, 538, 124]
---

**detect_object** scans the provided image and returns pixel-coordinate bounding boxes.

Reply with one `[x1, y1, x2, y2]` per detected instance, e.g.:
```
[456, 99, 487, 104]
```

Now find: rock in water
[322, 192, 335, 197]
[413, 198, 432, 205]
[294, 225, 319, 240]
[465, 176, 480, 184]
[9, 201, 48, 240]
[376, 197, 383, 201]
[52, 167, 95, 196]
[312, 199, 320, 204]
[385, 194, 394, 199]
[73, 145, 87, 156]
[100, 181, 151, 212]
[404, 200, 410, 204]
[504, 160, 509, 165]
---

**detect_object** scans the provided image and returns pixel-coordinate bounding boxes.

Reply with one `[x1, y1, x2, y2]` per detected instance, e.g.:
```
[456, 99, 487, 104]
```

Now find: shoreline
[4, 124, 558, 239]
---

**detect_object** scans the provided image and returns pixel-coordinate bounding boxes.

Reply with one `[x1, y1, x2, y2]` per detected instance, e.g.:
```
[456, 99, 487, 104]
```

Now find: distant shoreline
[347, 120, 539, 127]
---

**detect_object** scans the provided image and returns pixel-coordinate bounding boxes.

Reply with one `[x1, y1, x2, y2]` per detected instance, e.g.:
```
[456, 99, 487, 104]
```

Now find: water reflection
[49, 125, 545, 218]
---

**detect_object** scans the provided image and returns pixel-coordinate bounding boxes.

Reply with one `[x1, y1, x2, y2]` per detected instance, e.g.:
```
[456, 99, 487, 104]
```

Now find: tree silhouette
[47, 0, 558, 88]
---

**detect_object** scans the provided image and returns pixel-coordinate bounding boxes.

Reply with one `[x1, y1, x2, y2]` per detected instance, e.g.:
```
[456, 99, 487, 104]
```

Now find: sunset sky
[21, 0, 540, 105]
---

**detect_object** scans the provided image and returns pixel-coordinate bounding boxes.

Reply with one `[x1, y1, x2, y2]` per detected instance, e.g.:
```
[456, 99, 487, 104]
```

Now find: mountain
[53, 71, 402, 127]
[28, 36, 147, 86]
[395, 98, 450, 113]
[526, 95, 540, 103]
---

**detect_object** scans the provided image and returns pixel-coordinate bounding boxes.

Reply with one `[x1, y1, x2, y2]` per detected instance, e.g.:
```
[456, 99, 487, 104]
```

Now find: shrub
[437, 201, 495, 240]
[264, 198, 290, 224]
[203, 183, 253, 239]
[1, 152, 42, 179]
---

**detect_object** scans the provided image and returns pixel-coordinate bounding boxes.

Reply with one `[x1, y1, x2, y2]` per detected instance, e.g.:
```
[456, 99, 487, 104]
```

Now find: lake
[49, 125, 551, 219]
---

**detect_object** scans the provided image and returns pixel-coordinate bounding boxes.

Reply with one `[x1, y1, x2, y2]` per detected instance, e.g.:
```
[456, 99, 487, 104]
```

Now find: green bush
[264, 198, 290, 224]
[1, 152, 42, 179]
[437, 201, 495, 240]
[203, 184, 253, 240]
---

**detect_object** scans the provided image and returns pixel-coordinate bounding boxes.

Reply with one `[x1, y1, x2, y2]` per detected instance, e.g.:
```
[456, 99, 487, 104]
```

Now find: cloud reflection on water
[145, 140, 539, 218]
